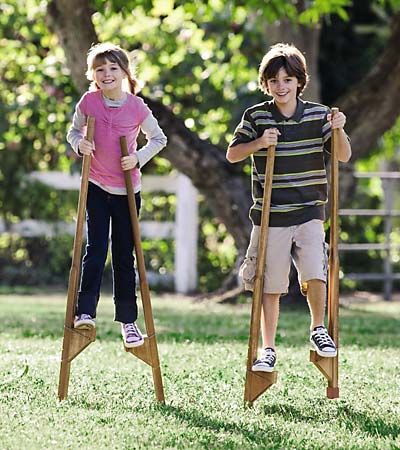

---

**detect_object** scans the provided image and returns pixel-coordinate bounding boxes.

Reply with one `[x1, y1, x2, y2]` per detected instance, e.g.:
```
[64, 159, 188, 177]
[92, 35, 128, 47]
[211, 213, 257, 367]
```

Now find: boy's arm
[335, 129, 352, 162]
[226, 129, 280, 163]
[226, 140, 261, 163]
[329, 112, 352, 163]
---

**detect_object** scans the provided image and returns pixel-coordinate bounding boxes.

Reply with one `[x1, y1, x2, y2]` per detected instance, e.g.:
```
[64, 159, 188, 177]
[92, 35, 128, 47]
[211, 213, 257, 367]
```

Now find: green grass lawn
[0, 292, 399, 450]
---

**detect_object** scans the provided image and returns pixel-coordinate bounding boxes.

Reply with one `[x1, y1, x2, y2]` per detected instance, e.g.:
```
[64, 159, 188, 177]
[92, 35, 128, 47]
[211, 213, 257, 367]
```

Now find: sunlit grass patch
[0, 293, 399, 449]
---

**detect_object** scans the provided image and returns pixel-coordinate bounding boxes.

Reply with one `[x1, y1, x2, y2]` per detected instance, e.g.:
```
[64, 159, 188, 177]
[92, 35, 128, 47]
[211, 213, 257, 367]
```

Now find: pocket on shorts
[239, 256, 257, 284]
[323, 242, 329, 279]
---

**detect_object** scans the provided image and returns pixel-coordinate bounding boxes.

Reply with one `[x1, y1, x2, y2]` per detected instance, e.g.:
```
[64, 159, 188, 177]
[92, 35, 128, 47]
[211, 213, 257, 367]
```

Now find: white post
[382, 178, 394, 300]
[175, 174, 198, 293]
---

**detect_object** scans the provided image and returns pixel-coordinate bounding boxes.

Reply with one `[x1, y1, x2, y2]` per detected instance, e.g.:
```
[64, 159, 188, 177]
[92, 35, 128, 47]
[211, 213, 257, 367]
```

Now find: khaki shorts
[239, 219, 328, 294]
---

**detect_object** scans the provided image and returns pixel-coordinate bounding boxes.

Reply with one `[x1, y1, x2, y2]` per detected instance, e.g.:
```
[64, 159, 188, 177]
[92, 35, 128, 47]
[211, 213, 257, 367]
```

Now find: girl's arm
[66, 106, 93, 155]
[136, 114, 167, 167]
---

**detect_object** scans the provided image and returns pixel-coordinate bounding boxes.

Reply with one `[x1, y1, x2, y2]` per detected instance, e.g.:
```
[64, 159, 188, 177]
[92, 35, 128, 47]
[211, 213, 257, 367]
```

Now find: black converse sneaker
[310, 326, 337, 357]
[252, 347, 276, 372]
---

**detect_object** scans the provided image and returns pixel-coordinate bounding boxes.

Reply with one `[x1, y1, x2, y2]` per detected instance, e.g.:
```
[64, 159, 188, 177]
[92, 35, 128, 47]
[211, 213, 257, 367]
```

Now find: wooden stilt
[310, 107, 340, 399]
[244, 145, 277, 407]
[58, 117, 96, 400]
[120, 136, 165, 404]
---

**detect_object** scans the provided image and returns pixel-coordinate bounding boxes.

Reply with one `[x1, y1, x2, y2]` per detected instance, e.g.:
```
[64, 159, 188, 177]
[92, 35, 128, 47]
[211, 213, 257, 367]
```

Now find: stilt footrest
[63, 327, 96, 363]
[309, 350, 334, 381]
[125, 334, 156, 366]
[125, 334, 165, 403]
[310, 350, 339, 399]
[244, 370, 277, 405]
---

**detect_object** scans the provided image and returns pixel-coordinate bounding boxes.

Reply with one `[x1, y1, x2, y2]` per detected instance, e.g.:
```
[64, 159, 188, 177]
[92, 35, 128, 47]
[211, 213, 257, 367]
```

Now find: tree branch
[337, 12, 400, 161]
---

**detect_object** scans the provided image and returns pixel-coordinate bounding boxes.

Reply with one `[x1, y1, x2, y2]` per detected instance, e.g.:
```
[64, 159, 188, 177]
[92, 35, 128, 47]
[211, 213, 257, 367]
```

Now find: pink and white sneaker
[74, 314, 96, 330]
[121, 322, 144, 348]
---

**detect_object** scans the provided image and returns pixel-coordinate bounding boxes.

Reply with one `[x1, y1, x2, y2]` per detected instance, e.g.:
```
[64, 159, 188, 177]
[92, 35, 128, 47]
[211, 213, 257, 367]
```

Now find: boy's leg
[293, 220, 336, 356]
[241, 225, 293, 347]
[253, 292, 280, 371]
[292, 219, 328, 328]
[307, 278, 336, 356]
[305, 279, 326, 330]
[260, 293, 281, 348]
[243, 226, 293, 372]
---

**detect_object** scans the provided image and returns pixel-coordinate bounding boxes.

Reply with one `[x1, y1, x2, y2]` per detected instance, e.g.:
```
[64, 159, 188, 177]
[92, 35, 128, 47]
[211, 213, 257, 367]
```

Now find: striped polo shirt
[230, 98, 331, 227]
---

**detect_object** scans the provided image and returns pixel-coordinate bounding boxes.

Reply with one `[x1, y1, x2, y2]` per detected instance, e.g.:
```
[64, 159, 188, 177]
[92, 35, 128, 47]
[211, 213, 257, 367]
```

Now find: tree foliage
[0, 0, 78, 222]
[1, 0, 400, 290]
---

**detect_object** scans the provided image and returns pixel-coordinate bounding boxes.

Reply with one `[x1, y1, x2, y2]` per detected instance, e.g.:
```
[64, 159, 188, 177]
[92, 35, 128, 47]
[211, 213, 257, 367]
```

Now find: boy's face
[266, 68, 300, 111]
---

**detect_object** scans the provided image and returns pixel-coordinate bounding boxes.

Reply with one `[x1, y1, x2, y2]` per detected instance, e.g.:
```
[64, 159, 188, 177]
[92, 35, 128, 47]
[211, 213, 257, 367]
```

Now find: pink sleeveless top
[78, 90, 150, 189]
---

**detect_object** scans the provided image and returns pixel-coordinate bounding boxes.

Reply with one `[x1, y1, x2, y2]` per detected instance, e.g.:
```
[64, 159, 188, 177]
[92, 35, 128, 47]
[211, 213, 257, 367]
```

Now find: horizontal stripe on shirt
[230, 98, 331, 227]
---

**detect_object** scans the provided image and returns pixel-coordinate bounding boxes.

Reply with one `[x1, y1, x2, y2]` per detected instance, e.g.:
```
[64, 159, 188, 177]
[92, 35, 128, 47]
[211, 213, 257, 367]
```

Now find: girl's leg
[260, 293, 281, 348]
[77, 183, 110, 317]
[110, 192, 141, 323]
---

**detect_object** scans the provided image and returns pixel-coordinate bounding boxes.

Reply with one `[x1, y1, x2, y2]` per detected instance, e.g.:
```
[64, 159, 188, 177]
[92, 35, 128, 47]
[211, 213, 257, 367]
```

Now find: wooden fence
[0, 171, 198, 294]
[339, 172, 400, 300]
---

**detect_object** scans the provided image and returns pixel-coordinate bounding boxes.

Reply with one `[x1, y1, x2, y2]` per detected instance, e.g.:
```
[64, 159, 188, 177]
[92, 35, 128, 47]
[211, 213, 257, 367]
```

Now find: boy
[226, 43, 351, 372]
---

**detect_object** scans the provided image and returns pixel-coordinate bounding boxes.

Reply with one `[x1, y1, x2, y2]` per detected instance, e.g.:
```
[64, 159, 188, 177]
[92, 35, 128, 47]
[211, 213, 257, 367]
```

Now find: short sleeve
[135, 96, 151, 124]
[322, 108, 332, 153]
[76, 91, 90, 117]
[229, 109, 258, 147]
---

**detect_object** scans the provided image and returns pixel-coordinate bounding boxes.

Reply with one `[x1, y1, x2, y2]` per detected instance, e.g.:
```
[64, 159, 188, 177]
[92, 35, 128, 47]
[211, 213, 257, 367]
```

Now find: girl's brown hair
[258, 43, 309, 96]
[86, 43, 138, 94]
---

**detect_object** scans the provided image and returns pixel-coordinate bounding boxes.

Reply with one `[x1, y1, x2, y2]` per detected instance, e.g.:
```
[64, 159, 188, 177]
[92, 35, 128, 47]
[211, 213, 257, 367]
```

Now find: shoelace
[261, 350, 276, 365]
[313, 329, 334, 347]
[124, 323, 138, 338]
[80, 314, 93, 320]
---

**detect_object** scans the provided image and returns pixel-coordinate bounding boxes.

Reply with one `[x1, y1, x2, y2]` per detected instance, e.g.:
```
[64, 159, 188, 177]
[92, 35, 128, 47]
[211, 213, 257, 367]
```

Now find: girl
[67, 42, 167, 348]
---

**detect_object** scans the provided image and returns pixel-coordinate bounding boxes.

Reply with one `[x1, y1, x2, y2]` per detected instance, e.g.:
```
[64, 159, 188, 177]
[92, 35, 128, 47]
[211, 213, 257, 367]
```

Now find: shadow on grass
[155, 403, 291, 448]
[50, 393, 400, 447]
[0, 296, 399, 349]
[336, 403, 400, 439]
[263, 402, 400, 439]
[154, 400, 400, 446]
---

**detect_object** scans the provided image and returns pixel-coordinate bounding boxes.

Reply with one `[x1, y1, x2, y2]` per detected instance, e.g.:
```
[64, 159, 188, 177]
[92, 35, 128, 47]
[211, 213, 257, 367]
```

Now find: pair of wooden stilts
[58, 117, 164, 402]
[244, 108, 341, 406]
[59, 109, 340, 405]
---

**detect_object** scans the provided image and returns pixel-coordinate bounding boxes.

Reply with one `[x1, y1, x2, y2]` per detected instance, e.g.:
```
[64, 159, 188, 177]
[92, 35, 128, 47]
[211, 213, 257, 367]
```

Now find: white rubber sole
[251, 365, 275, 373]
[74, 320, 95, 330]
[310, 342, 337, 357]
[123, 338, 145, 349]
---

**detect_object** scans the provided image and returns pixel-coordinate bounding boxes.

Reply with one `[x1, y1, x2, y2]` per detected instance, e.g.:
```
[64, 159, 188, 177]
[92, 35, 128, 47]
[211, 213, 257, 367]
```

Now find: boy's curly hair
[258, 43, 309, 96]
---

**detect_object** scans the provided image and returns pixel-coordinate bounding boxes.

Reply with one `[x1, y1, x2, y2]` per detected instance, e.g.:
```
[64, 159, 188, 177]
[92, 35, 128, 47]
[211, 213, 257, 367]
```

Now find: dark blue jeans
[77, 182, 141, 323]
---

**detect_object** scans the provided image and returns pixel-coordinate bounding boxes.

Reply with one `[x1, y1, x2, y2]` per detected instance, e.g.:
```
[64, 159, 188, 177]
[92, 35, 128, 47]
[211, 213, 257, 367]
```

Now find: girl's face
[92, 58, 126, 98]
[266, 67, 300, 111]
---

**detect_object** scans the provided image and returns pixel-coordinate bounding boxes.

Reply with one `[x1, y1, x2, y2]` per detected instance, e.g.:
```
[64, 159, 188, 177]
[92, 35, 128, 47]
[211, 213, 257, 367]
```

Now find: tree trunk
[144, 97, 253, 253]
[47, 0, 98, 94]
